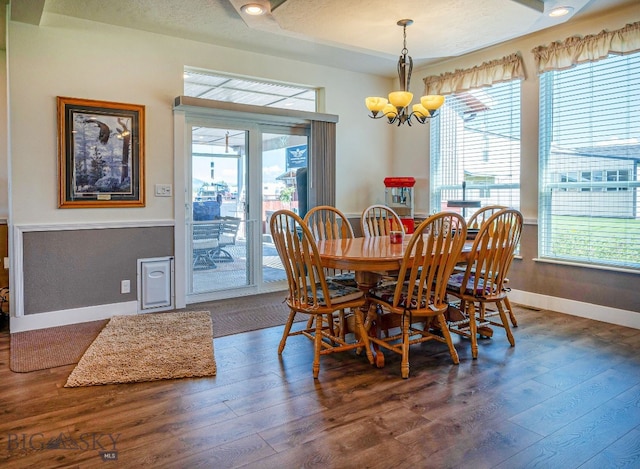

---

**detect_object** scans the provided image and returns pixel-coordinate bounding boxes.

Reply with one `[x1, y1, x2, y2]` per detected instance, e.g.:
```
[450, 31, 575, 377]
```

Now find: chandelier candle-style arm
[365, 19, 445, 126]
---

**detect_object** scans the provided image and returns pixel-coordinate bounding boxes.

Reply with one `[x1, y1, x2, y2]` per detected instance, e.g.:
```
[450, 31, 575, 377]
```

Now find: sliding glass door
[185, 121, 308, 303]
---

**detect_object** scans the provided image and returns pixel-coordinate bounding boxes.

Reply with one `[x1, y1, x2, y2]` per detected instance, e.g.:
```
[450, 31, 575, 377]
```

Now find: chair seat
[446, 272, 495, 297]
[369, 281, 429, 310]
[307, 281, 363, 306]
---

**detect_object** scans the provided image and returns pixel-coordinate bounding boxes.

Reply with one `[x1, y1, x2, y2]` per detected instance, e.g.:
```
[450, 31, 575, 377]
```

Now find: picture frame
[57, 96, 145, 208]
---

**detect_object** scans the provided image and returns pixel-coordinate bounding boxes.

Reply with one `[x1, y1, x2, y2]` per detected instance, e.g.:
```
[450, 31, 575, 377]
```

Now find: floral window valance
[423, 53, 525, 96]
[532, 21, 640, 73]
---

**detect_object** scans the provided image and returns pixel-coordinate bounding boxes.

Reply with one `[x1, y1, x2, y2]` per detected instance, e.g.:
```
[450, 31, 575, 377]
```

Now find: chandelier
[365, 19, 445, 126]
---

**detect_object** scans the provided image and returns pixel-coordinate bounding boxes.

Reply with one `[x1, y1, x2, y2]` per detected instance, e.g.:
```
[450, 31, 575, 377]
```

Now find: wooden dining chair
[269, 209, 373, 378]
[304, 206, 357, 338]
[361, 204, 405, 238]
[305, 205, 354, 241]
[304, 205, 357, 286]
[467, 205, 507, 229]
[464, 205, 518, 328]
[360, 204, 407, 336]
[367, 212, 467, 378]
[446, 208, 523, 359]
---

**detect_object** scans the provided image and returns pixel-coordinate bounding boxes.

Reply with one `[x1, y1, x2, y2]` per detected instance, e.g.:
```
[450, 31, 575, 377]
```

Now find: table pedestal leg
[355, 271, 385, 368]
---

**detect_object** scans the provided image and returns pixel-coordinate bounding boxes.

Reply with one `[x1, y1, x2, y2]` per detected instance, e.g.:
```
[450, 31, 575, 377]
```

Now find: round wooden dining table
[317, 236, 406, 288]
[316, 235, 473, 289]
[315, 235, 473, 367]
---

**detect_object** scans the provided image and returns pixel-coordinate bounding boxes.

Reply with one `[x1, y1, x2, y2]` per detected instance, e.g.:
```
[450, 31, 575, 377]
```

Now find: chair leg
[337, 310, 346, 341]
[468, 303, 479, 359]
[477, 303, 494, 338]
[436, 314, 459, 365]
[326, 313, 337, 342]
[305, 316, 315, 329]
[400, 317, 410, 379]
[503, 296, 518, 327]
[213, 248, 234, 262]
[278, 310, 297, 354]
[313, 314, 323, 379]
[496, 301, 515, 347]
[376, 304, 391, 338]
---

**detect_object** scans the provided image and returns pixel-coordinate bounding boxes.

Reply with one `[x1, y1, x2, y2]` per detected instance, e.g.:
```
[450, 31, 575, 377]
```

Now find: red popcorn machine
[384, 177, 416, 233]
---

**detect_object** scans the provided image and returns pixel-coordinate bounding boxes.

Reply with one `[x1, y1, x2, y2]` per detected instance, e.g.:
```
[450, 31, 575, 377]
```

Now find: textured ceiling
[6, 0, 639, 75]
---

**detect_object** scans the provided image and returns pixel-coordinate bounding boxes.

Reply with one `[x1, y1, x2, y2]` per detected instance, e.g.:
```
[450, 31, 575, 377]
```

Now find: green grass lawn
[549, 215, 640, 266]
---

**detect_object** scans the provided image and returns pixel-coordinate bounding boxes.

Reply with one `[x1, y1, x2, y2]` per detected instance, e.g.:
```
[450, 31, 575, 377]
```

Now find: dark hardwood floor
[0, 305, 639, 468]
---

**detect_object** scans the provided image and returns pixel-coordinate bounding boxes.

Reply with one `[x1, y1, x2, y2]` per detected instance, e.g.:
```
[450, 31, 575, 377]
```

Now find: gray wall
[23, 226, 173, 314]
[508, 224, 639, 312]
[349, 217, 639, 313]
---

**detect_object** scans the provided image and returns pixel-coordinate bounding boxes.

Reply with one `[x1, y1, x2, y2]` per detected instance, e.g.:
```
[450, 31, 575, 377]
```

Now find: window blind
[538, 52, 640, 270]
[430, 80, 521, 217]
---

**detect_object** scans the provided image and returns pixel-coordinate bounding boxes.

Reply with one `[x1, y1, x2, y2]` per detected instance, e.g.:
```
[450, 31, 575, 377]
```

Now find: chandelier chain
[402, 24, 408, 55]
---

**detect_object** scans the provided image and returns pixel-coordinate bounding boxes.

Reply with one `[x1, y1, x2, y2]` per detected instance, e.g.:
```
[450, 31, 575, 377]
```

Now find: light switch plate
[155, 184, 172, 197]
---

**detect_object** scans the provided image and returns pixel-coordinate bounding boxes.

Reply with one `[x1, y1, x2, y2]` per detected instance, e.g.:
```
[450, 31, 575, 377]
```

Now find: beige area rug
[64, 311, 216, 387]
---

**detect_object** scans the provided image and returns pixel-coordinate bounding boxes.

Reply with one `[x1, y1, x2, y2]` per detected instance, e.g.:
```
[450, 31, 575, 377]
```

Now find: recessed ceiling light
[548, 6, 574, 18]
[240, 3, 266, 16]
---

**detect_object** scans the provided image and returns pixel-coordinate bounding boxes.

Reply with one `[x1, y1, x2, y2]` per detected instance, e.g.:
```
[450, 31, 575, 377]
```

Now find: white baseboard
[9, 301, 139, 333]
[509, 289, 640, 330]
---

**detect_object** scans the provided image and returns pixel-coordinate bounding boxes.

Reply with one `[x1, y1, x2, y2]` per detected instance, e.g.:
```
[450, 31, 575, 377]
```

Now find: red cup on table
[389, 230, 404, 244]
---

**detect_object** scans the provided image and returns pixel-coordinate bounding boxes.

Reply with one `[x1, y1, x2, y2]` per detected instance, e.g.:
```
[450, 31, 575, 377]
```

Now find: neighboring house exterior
[548, 144, 640, 218]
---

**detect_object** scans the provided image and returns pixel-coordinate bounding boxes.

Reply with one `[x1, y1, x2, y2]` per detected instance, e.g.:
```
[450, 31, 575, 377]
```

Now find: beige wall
[8, 13, 394, 226]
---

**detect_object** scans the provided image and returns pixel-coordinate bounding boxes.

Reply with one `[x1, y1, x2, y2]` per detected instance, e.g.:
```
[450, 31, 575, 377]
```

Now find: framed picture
[57, 96, 145, 208]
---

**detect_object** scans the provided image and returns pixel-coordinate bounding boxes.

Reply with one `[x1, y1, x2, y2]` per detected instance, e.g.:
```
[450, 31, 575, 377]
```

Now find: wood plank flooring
[0, 304, 639, 468]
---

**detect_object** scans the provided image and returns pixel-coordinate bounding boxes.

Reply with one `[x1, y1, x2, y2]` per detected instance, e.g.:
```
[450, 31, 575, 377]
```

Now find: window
[539, 52, 640, 270]
[183, 69, 317, 112]
[430, 80, 521, 216]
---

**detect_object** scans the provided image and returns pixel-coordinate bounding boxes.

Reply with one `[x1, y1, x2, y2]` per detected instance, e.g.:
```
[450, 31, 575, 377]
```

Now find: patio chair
[212, 216, 241, 262]
[192, 221, 224, 270]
